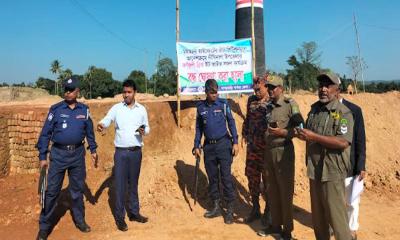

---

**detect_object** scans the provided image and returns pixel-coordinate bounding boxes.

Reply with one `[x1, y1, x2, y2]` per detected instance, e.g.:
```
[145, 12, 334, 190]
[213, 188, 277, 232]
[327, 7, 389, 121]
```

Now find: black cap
[63, 76, 79, 91]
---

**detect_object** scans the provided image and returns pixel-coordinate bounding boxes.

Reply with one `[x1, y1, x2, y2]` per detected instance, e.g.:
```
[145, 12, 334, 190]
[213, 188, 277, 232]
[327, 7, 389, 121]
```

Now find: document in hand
[351, 177, 364, 203]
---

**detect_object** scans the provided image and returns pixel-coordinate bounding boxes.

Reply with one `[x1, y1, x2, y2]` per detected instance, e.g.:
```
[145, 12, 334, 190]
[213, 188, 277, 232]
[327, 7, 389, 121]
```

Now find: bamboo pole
[251, 0, 256, 77]
[176, 0, 181, 127]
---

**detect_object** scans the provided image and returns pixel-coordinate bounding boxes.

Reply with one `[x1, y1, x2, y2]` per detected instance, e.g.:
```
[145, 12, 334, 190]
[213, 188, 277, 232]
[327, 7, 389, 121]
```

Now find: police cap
[63, 76, 79, 92]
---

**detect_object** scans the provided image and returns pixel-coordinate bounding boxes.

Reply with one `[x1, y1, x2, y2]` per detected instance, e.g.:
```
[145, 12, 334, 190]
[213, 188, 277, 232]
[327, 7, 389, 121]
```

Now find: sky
[1, 0, 399, 84]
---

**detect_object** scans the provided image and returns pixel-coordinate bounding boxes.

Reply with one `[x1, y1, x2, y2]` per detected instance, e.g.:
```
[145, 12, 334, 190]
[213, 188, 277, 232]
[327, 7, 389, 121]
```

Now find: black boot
[204, 199, 221, 218]
[244, 196, 261, 223]
[261, 203, 272, 227]
[224, 202, 234, 224]
[36, 230, 48, 240]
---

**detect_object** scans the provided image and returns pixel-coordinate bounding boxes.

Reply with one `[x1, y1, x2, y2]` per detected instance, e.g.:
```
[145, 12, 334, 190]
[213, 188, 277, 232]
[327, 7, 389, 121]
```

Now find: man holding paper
[339, 92, 366, 240]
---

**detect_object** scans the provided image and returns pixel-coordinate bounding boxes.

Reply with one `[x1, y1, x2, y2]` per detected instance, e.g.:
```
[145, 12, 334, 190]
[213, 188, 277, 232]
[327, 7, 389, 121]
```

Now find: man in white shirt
[97, 80, 150, 232]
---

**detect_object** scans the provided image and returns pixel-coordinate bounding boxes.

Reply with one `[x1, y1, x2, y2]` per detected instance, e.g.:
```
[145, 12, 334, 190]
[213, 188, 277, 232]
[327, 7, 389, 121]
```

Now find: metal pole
[176, 0, 181, 128]
[144, 50, 148, 94]
[154, 52, 161, 95]
[354, 13, 365, 92]
[251, 0, 256, 77]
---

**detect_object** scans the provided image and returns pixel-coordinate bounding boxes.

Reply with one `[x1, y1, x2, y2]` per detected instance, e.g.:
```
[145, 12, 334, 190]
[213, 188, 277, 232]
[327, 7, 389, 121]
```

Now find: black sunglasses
[64, 87, 76, 93]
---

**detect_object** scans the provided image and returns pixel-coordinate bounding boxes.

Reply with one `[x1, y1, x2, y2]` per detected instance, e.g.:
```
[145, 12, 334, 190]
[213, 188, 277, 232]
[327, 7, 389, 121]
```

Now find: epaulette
[337, 101, 352, 115]
[50, 101, 64, 111]
[283, 95, 293, 103]
[196, 100, 205, 108]
[248, 95, 258, 103]
[218, 98, 228, 104]
[77, 102, 89, 108]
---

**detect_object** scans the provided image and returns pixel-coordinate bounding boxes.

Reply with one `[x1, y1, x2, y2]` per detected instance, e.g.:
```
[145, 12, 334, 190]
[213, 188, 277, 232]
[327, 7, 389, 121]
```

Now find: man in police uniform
[193, 79, 239, 224]
[36, 77, 98, 240]
[257, 75, 304, 240]
[297, 72, 353, 240]
[242, 74, 271, 224]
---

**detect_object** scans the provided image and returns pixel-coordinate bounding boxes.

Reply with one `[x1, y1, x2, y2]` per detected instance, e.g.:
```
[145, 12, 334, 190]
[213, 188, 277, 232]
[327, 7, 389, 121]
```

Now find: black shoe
[36, 230, 48, 240]
[75, 221, 91, 233]
[224, 203, 234, 224]
[129, 213, 148, 223]
[280, 231, 297, 240]
[257, 226, 282, 237]
[261, 208, 272, 227]
[244, 206, 261, 223]
[116, 220, 128, 231]
[204, 200, 222, 218]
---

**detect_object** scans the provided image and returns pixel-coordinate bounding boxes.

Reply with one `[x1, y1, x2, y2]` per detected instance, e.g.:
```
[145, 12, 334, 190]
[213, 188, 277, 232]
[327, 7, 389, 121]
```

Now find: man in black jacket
[338, 91, 366, 240]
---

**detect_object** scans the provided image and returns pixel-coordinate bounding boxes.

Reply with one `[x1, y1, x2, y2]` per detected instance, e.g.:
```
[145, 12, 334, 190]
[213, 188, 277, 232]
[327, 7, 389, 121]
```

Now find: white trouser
[345, 176, 362, 231]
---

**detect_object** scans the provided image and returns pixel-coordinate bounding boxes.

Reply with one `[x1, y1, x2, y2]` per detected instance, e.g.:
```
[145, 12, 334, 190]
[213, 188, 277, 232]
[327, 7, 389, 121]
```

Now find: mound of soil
[0, 91, 399, 239]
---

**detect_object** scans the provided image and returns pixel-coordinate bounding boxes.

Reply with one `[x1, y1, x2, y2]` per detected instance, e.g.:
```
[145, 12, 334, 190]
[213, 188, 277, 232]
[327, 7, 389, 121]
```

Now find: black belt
[116, 146, 141, 151]
[53, 142, 83, 151]
[205, 135, 229, 145]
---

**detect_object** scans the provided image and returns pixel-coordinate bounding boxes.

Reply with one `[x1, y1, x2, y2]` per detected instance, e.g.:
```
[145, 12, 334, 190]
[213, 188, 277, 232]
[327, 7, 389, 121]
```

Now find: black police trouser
[39, 145, 86, 231]
[114, 147, 142, 222]
[203, 137, 235, 203]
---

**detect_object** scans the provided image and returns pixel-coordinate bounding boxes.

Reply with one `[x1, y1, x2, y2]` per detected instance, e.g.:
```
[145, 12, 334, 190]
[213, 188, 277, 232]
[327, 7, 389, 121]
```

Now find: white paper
[351, 177, 364, 203]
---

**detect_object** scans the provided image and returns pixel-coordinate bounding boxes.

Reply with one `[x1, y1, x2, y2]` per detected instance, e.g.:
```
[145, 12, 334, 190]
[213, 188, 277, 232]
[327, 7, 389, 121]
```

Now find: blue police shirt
[194, 98, 238, 148]
[37, 101, 97, 160]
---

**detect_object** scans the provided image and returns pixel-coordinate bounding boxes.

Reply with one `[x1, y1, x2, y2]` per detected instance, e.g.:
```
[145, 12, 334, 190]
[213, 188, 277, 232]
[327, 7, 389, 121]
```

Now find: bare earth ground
[0, 91, 399, 240]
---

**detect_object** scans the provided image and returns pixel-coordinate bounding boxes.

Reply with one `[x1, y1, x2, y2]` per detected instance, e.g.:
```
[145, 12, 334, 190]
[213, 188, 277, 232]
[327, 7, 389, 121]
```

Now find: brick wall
[0, 116, 10, 176]
[0, 110, 47, 176]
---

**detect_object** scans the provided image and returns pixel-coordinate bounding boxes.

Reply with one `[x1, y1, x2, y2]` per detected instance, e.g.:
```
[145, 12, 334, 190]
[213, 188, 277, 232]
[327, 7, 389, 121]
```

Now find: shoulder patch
[339, 117, 349, 134]
[291, 104, 299, 114]
[285, 97, 299, 114]
[47, 113, 54, 121]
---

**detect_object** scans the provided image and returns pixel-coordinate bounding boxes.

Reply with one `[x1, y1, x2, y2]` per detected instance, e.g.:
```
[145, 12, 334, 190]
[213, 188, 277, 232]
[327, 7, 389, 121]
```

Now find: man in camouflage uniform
[257, 75, 304, 240]
[242, 75, 271, 223]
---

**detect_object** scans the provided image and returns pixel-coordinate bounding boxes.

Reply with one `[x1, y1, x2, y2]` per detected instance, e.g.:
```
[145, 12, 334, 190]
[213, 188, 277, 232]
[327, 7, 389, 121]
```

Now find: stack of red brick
[6, 111, 47, 174]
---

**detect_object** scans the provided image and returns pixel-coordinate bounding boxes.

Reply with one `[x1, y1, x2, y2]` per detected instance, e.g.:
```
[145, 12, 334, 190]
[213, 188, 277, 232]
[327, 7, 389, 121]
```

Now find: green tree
[151, 57, 177, 96]
[50, 60, 62, 95]
[36, 77, 56, 94]
[286, 41, 322, 91]
[86, 67, 121, 98]
[297, 41, 321, 65]
[60, 68, 73, 81]
[82, 66, 96, 99]
[126, 70, 147, 93]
